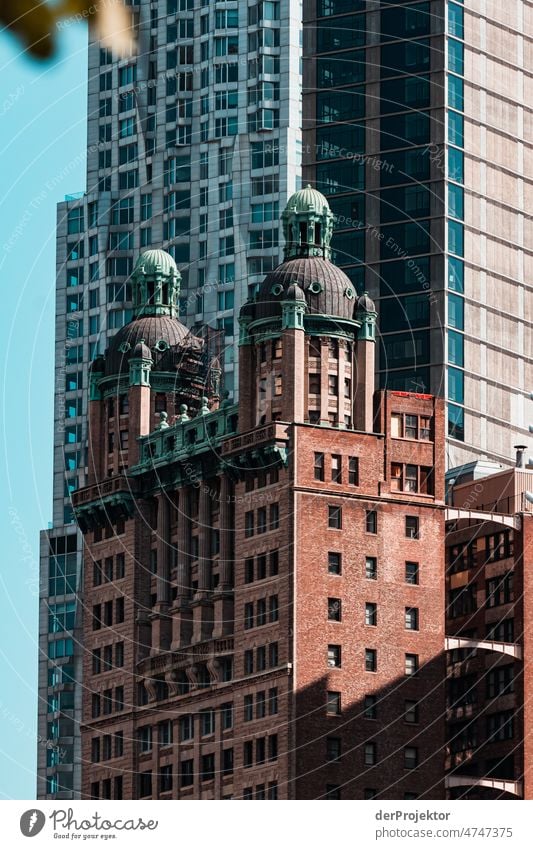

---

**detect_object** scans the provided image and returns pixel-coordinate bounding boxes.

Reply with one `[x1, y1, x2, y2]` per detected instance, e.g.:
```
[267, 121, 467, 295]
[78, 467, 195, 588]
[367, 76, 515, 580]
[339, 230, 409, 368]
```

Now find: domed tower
[87, 249, 216, 482]
[238, 187, 377, 432]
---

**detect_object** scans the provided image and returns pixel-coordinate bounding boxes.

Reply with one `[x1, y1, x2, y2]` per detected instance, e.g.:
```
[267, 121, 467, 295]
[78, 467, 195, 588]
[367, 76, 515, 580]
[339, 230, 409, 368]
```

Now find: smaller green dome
[282, 185, 334, 261]
[131, 249, 181, 319]
[133, 249, 178, 278]
[285, 185, 330, 215]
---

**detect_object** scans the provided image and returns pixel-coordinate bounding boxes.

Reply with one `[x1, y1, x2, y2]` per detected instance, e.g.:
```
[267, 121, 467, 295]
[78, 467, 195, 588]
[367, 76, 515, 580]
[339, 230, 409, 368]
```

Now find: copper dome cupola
[131, 248, 181, 319]
[104, 250, 191, 376]
[281, 184, 334, 261]
[246, 187, 359, 325]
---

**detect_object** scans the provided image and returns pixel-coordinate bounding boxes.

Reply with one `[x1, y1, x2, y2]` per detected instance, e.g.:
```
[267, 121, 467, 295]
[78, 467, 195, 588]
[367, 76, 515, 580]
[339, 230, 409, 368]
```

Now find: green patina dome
[133, 249, 179, 279]
[285, 185, 330, 215]
[281, 184, 335, 262]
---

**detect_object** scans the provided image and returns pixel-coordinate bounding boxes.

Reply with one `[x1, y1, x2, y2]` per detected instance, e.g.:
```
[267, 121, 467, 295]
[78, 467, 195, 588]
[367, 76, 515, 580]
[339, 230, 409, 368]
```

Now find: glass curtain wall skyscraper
[303, 0, 532, 470]
[38, 0, 302, 799]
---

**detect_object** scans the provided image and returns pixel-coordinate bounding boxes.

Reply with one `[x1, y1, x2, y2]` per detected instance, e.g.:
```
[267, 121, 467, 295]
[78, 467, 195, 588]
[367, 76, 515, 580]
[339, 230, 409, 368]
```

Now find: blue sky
[0, 25, 88, 799]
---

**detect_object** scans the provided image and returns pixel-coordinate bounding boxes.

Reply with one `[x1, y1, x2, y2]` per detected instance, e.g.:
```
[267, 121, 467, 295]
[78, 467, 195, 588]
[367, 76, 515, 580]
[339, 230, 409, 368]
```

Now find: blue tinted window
[329, 194, 365, 228]
[448, 39, 464, 74]
[317, 89, 365, 123]
[331, 230, 365, 265]
[317, 161, 364, 194]
[448, 183, 464, 219]
[379, 368, 430, 392]
[448, 74, 464, 111]
[381, 39, 430, 77]
[448, 329, 464, 366]
[448, 293, 464, 329]
[381, 220, 431, 259]
[382, 330, 429, 367]
[381, 184, 431, 222]
[380, 256, 430, 296]
[381, 3, 430, 40]
[381, 149, 430, 186]
[316, 124, 365, 160]
[448, 147, 464, 183]
[448, 3, 464, 38]
[317, 14, 366, 51]
[448, 220, 464, 256]
[380, 294, 430, 332]
[381, 76, 430, 113]
[447, 257, 464, 292]
[318, 0, 365, 14]
[448, 367, 464, 403]
[381, 112, 430, 150]
[448, 111, 464, 147]
[448, 404, 464, 441]
[344, 266, 365, 292]
[318, 53, 365, 87]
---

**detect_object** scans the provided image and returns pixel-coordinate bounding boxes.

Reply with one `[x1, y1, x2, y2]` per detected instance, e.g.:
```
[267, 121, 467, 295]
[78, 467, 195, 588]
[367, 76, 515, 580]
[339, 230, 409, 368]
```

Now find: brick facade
[74, 214, 447, 799]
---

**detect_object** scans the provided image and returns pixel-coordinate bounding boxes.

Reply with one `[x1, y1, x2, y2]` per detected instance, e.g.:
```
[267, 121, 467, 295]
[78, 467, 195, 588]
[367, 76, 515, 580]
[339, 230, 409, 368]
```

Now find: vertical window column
[446, 0, 465, 442]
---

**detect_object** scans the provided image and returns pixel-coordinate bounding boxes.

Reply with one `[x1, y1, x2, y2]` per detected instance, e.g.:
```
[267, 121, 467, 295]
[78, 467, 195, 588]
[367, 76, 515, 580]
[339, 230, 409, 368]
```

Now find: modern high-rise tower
[38, 0, 302, 799]
[303, 0, 533, 470]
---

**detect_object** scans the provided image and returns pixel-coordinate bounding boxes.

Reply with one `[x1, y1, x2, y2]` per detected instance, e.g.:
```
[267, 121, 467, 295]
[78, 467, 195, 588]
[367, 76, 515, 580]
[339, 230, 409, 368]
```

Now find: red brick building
[445, 462, 533, 799]
[74, 188, 446, 799]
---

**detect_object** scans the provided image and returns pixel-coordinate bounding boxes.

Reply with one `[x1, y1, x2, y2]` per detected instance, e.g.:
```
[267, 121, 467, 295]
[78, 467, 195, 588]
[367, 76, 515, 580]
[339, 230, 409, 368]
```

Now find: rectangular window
[245, 740, 259, 773]
[314, 452, 325, 481]
[364, 742, 376, 765]
[327, 691, 341, 715]
[244, 602, 254, 630]
[364, 695, 377, 719]
[201, 753, 215, 782]
[326, 737, 342, 762]
[257, 507, 267, 534]
[218, 703, 232, 731]
[365, 648, 377, 672]
[138, 726, 152, 753]
[405, 653, 419, 676]
[406, 516, 419, 539]
[268, 642, 278, 667]
[200, 709, 215, 736]
[405, 562, 419, 585]
[244, 558, 254, 584]
[366, 510, 377, 534]
[348, 457, 359, 485]
[245, 511, 254, 538]
[405, 701, 419, 724]
[365, 556, 377, 580]
[365, 602, 377, 626]
[405, 607, 419, 630]
[270, 503, 279, 530]
[179, 715, 193, 741]
[328, 552, 341, 575]
[328, 506, 342, 529]
[269, 595, 279, 622]
[244, 695, 254, 723]
[180, 760, 193, 787]
[256, 692, 266, 719]
[327, 644, 341, 668]
[404, 747, 418, 769]
[244, 650, 254, 675]
[256, 599, 267, 627]
[331, 454, 342, 483]
[328, 598, 341, 622]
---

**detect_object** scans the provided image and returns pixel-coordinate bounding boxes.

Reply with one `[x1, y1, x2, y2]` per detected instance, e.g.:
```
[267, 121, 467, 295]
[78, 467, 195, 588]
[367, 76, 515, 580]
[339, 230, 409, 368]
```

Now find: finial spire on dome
[131, 249, 181, 319]
[281, 185, 334, 260]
